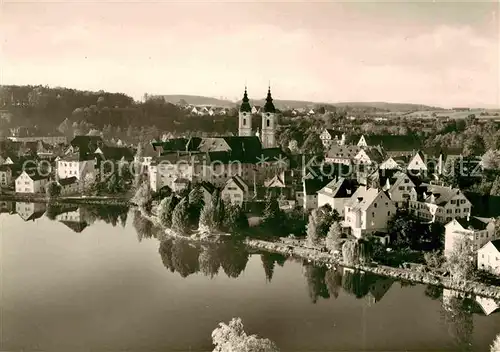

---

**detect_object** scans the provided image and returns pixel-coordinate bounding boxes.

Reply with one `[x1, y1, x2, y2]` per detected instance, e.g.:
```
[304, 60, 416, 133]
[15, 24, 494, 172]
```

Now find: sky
[0, 1, 499, 108]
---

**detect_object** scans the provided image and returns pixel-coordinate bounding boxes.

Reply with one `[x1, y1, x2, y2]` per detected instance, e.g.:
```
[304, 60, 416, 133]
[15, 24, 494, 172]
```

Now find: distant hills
[156, 94, 442, 112]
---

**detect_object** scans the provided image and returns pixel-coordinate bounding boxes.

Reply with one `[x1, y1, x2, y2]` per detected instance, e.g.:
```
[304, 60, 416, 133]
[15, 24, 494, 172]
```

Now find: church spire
[239, 86, 252, 112]
[263, 84, 275, 113]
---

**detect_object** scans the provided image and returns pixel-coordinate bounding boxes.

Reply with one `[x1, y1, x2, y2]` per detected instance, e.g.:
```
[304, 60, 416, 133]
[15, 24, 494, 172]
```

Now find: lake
[1, 202, 499, 351]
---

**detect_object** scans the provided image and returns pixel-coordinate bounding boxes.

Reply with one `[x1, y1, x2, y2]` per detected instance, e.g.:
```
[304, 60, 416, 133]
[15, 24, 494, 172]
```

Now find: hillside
[154, 95, 235, 107]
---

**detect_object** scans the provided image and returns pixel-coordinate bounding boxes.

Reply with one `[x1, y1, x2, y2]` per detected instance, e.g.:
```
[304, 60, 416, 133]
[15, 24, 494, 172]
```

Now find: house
[477, 240, 500, 275]
[445, 217, 497, 258]
[353, 147, 384, 166]
[325, 145, 361, 165]
[344, 186, 396, 238]
[58, 176, 79, 195]
[320, 129, 346, 149]
[409, 184, 472, 223]
[56, 153, 96, 181]
[0, 164, 13, 187]
[385, 172, 417, 208]
[407, 151, 427, 174]
[264, 170, 296, 199]
[15, 171, 49, 193]
[221, 175, 248, 206]
[172, 177, 190, 193]
[16, 202, 46, 221]
[303, 178, 333, 210]
[317, 177, 358, 216]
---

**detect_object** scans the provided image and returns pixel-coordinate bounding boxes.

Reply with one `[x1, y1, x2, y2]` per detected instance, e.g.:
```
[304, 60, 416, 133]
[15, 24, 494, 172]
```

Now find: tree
[223, 202, 249, 233]
[188, 185, 204, 224]
[45, 181, 61, 198]
[387, 213, 419, 248]
[106, 173, 124, 194]
[491, 333, 500, 352]
[463, 134, 485, 157]
[262, 193, 285, 232]
[481, 149, 500, 170]
[300, 131, 324, 156]
[490, 176, 500, 196]
[306, 212, 319, 246]
[158, 195, 178, 228]
[424, 250, 444, 270]
[342, 240, 360, 265]
[212, 317, 279, 352]
[132, 180, 152, 212]
[199, 199, 218, 232]
[171, 197, 190, 234]
[446, 236, 474, 284]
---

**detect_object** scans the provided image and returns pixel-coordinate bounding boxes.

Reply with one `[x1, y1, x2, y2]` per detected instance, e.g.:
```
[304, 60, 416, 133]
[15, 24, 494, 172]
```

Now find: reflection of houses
[0, 201, 15, 214]
[16, 202, 46, 221]
[474, 296, 500, 316]
[57, 176, 79, 195]
[0, 164, 13, 187]
[55, 207, 90, 233]
[444, 217, 496, 257]
[366, 277, 394, 305]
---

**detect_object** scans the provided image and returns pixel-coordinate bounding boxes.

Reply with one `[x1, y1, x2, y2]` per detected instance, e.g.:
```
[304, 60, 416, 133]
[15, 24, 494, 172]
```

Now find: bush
[424, 250, 445, 270]
[45, 181, 61, 198]
[158, 195, 178, 228]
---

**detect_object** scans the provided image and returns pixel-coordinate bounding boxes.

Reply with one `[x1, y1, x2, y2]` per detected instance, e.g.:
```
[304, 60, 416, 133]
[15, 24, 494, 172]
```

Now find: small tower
[261, 85, 277, 148]
[238, 87, 252, 137]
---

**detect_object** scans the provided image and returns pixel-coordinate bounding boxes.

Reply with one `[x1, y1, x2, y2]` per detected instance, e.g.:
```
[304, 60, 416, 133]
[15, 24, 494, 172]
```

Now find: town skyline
[1, 1, 498, 108]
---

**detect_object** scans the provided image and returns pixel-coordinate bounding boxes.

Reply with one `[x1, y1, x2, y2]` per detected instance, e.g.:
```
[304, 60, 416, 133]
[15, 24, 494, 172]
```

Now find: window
[451, 200, 456, 204]
[460, 199, 466, 204]
[374, 203, 377, 208]
[371, 212, 375, 217]
[398, 186, 405, 190]
[387, 211, 391, 216]
[455, 209, 460, 213]
[266, 119, 270, 127]
[243, 118, 246, 126]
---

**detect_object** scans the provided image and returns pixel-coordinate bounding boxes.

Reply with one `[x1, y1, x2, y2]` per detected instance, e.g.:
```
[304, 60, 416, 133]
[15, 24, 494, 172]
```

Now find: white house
[320, 129, 346, 149]
[407, 151, 427, 174]
[15, 171, 49, 193]
[0, 164, 13, 187]
[386, 172, 417, 208]
[56, 154, 96, 181]
[409, 185, 472, 223]
[172, 177, 190, 193]
[357, 135, 368, 147]
[200, 182, 216, 205]
[317, 177, 358, 216]
[379, 157, 402, 171]
[444, 217, 497, 258]
[477, 240, 500, 275]
[353, 148, 384, 166]
[221, 175, 248, 206]
[344, 186, 396, 238]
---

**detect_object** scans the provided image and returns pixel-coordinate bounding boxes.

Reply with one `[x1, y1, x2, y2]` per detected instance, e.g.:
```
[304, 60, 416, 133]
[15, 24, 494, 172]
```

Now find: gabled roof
[200, 181, 216, 194]
[95, 146, 135, 161]
[324, 129, 344, 139]
[417, 184, 467, 206]
[304, 178, 332, 195]
[454, 216, 493, 231]
[346, 187, 386, 211]
[479, 239, 500, 252]
[70, 135, 103, 148]
[358, 147, 384, 163]
[326, 145, 361, 159]
[318, 177, 358, 198]
[225, 175, 247, 191]
[18, 171, 49, 181]
[60, 220, 88, 233]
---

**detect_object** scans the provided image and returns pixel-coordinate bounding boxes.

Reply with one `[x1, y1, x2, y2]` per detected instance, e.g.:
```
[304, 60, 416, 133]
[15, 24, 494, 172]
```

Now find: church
[238, 86, 278, 149]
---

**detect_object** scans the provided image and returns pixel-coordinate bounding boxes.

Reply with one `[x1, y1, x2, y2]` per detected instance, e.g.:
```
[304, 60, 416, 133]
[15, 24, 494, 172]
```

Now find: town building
[15, 171, 49, 193]
[409, 184, 472, 223]
[356, 135, 422, 156]
[325, 145, 361, 165]
[0, 164, 13, 187]
[444, 217, 497, 257]
[56, 153, 96, 181]
[353, 147, 384, 166]
[303, 178, 333, 210]
[385, 171, 417, 208]
[7, 134, 67, 145]
[344, 186, 396, 238]
[200, 181, 216, 205]
[221, 175, 249, 206]
[58, 176, 79, 195]
[477, 240, 500, 275]
[407, 151, 427, 174]
[317, 177, 358, 216]
[320, 129, 346, 149]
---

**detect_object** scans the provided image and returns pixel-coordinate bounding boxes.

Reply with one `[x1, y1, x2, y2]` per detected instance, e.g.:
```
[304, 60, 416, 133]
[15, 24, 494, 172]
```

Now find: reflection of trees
[325, 267, 343, 299]
[133, 210, 155, 242]
[159, 240, 175, 273]
[424, 285, 443, 300]
[199, 244, 220, 278]
[171, 240, 200, 278]
[260, 252, 287, 282]
[85, 205, 129, 227]
[303, 264, 330, 304]
[219, 242, 249, 278]
[441, 294, 474, 352]
[45, 204, 64, 220]
[341, 269, 371, 298]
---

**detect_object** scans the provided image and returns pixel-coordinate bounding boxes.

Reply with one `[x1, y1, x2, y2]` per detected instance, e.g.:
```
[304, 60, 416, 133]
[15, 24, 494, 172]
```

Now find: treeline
[0, 85, 237, 134]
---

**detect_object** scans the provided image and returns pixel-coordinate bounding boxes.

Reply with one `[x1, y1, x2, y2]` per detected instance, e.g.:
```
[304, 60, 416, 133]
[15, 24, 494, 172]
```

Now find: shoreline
[0, 194, 132, 206]
[139, 208, 500, 300]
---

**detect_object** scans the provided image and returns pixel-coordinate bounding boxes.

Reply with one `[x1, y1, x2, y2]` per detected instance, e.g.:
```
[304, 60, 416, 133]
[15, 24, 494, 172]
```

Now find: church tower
[238, 87, 253, 137]
[260, 86, 277, 148]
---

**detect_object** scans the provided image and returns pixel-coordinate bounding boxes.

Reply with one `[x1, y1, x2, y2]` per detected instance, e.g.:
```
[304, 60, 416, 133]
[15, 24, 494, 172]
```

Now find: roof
[200, 181, 216, 194]
[17, 171, 49, 181]
[60, 220, 88, 233]
[358, 147, 384, 163]
[318, 177, 358, 198]
[173, 177, 190, 184]
[454, 217, 493, 231]
[240, 88, 252, 113]
[95, 146, 135, 161]
[324, 129, 344, 139]
[326, 145, 361, 160]
[26, 210, 46, 221]
[59, 152, 95, 162]
[345, 187, 384, 211]
[58, 176, 78, 186]
[480, 239, 500, 252]
[304, 178, 332, 195]
[70, 135, 103, 148]
[263, 88, 276, 113]
[362, 134, 422, 152]
[226, 175, 247, 191]
[417, 184, 466, 206]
